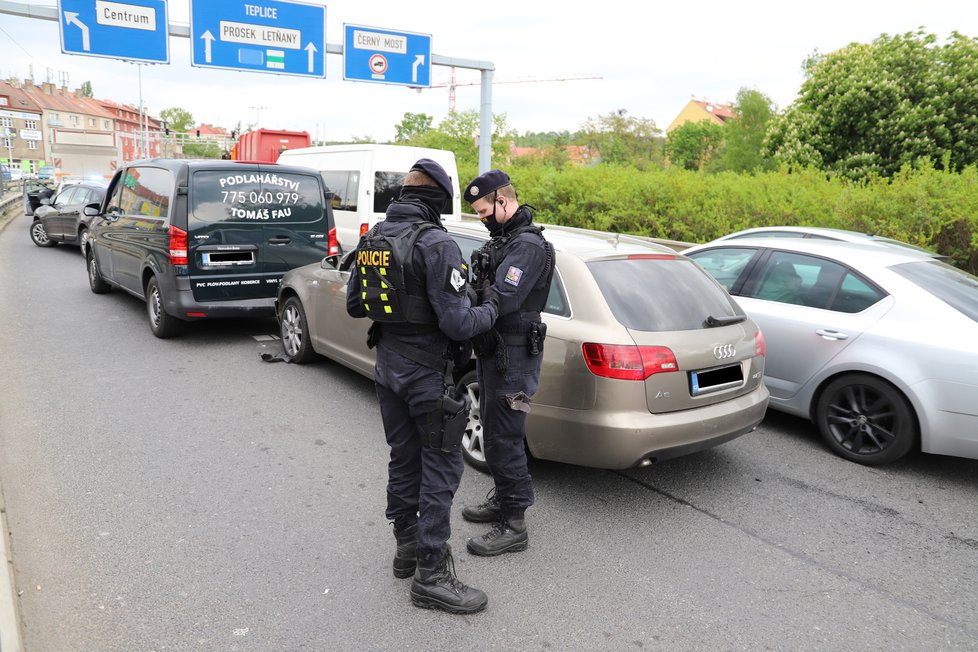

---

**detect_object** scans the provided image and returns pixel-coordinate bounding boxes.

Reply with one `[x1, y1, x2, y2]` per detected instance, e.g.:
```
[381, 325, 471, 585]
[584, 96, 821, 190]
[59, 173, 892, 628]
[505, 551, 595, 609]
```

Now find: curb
[0, 200, 25, 652]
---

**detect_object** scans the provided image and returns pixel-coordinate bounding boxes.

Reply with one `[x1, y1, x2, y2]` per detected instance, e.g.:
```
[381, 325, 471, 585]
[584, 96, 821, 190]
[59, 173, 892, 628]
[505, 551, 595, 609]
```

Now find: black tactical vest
[356, 222, 438, 327]
[479, 224, 555, 314]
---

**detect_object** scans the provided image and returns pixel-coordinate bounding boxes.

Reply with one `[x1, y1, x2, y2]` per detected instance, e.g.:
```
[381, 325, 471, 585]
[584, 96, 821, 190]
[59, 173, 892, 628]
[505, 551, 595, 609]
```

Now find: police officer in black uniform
[346, 159, 498, 614]
[461, 170, 554, 556]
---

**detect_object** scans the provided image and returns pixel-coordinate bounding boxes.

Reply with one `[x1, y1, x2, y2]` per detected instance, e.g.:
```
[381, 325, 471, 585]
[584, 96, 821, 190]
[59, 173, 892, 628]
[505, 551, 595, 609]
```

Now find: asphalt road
[1, 211, 977, 651]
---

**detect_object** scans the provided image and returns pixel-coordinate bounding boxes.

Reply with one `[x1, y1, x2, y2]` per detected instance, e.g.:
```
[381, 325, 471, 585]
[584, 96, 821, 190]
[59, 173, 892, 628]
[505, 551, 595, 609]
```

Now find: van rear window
[191, 170, 324, 223]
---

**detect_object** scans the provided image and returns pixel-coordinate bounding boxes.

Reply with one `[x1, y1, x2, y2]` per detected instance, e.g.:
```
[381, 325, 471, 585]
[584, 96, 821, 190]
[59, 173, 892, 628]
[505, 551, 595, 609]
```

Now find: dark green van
[86, 159, 337, 337]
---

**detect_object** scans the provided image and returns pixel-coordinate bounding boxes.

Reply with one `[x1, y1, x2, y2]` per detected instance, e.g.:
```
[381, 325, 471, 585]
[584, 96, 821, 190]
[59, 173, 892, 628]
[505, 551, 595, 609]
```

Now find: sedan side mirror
[321, 254, 340, 269]
[84, 205, 100, 217]
[40, 197, 51, 205]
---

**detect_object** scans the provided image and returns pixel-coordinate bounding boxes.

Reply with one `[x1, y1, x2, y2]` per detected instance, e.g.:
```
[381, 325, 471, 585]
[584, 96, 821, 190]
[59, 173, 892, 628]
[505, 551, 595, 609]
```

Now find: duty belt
[379, 333, 448, 372]
[500, 333, 529, 347]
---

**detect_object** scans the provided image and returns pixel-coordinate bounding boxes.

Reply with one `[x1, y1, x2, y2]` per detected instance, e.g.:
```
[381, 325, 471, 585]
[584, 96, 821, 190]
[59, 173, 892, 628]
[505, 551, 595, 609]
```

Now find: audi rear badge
[713, 344, 736, 360]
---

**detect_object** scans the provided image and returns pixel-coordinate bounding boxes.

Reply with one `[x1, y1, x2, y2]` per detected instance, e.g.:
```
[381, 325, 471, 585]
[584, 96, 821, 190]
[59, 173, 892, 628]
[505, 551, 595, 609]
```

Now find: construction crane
[419, 67, 603, 113]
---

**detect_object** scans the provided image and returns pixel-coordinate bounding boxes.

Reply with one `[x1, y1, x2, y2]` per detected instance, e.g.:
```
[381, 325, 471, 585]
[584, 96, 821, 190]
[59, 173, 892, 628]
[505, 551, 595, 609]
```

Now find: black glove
[471, 328, 501, 358]
[465, 284, 479, 305]
[478, 285, 499, 311]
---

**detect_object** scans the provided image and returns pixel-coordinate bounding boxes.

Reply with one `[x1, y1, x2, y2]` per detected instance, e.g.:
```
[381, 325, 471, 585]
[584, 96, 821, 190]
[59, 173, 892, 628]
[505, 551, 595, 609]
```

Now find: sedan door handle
[268, 236, 292, 245]
[816, 329, 849, 341]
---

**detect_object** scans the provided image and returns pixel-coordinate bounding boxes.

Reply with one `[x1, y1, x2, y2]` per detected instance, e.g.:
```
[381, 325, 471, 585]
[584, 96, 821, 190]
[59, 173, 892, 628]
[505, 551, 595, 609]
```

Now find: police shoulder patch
[447, 266, 466, 293]
[505, 266, 524, 287]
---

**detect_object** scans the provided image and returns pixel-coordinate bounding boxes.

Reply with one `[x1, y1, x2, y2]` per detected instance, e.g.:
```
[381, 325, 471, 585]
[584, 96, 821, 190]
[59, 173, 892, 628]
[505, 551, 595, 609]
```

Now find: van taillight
[359, 222, 369, 237]
[755, 329, 766, 357]
[169, 226, 188, 265]
[582, 343, 678, 381]
[328, 227, 339, 257]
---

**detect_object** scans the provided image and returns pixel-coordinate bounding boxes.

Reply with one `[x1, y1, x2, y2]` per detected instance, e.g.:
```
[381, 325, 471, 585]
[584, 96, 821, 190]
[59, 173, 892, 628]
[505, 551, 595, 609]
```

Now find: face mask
[480, 195, 505, 234]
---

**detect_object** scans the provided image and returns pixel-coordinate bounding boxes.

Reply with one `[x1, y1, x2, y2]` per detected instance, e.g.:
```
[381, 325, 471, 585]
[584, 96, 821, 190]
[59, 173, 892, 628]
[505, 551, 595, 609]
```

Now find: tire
[87, 248, 111, 294]
[456, 369, 489, 472]
[78, 227, 89, 257]
[814, 373, 917, 465]
[30, 220, 56, 247]
[279, 296, 318, 363]
[145, 276, 182, 339]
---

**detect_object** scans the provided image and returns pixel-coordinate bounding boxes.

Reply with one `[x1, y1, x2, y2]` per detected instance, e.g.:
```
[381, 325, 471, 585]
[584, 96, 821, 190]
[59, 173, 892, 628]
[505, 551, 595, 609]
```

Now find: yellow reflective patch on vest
[379, 268, 387, 276]
[360, 267, 366, 274]
[364, 304, 371, 311]
[361, 291, 367, 300]
[362, 279, 367, 287]
[384, 306, 393, 314]
[380, 293, 388, 301]
[381, 281, 388, 288]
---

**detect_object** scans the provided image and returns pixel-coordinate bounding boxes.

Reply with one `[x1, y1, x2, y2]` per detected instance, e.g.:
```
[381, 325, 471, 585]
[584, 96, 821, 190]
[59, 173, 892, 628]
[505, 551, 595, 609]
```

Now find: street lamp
[248, 106, 266, 127]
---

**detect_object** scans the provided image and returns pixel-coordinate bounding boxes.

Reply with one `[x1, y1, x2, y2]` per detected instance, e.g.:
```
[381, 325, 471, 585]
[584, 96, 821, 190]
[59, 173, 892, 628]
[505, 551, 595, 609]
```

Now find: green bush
[504, 161, 978, 274]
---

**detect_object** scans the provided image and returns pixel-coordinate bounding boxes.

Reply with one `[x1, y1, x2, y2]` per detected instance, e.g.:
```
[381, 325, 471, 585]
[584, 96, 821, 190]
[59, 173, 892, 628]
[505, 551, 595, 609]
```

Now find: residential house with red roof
[19, 80, 118, 177]
[667, 99, 737, 133]
[96, 98, 164, 162]
[0, 79, 44, 175]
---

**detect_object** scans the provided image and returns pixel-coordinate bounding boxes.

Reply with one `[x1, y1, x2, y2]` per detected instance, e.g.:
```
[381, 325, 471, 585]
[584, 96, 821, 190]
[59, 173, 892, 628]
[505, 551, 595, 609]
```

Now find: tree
[159, 107, 194, 134]
[665, 120, 725, 170]
[80, 81, 93, 98]
[394, 112, 433, 143]
[766, 30, 978, 179]
[582, 109, 662, 168]
[395, 109, 516, 184]
[718, 88, 775, 173]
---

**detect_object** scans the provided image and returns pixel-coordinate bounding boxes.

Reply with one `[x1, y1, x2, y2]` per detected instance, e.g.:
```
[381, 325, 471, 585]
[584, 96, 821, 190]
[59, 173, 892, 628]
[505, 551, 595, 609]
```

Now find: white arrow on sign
[305, 42, 318, 73]
[201, 30, 215, 63]
[412, 54, 425, 83]
[64, 12, 90, 52]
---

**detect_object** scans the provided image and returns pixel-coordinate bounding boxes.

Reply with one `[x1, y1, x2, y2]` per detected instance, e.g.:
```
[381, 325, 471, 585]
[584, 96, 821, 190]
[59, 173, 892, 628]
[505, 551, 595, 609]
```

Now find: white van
[277, 144, 462, 252]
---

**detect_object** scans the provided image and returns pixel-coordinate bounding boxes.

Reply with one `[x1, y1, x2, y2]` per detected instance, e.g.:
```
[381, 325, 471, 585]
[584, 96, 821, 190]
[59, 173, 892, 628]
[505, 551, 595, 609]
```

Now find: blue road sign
[57, 0, 169, 64]
[189, 0, 326, 78]
[343, 24, 431, 88]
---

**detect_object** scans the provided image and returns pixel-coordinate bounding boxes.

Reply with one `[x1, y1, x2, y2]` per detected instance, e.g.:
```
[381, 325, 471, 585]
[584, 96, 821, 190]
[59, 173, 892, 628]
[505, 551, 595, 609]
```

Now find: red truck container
[232, 129, 311, 163]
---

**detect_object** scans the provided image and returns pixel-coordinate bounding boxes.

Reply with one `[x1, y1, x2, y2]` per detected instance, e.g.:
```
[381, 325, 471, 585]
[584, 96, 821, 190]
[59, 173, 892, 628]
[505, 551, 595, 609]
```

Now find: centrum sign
[190, 0, 326, 78]
[57, 0, 169, 63]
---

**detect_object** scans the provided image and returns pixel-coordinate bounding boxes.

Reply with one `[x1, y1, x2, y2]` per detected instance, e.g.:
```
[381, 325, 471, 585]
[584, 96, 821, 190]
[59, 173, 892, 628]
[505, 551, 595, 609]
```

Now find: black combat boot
[466, 516, 528, 556]
[410, 549, 488, 614]
[392, 523, 417, 579]
[461, 488, 501, 523]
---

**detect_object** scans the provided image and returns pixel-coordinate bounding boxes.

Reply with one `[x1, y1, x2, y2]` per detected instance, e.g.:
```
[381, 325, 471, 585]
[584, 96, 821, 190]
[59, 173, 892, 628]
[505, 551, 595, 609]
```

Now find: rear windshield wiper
[704, 314, 746, 328]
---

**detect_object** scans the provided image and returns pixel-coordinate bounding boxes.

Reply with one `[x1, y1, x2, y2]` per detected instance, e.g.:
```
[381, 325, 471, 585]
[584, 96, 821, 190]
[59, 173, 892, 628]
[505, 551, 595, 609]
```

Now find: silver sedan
[685, 237, 978, 464]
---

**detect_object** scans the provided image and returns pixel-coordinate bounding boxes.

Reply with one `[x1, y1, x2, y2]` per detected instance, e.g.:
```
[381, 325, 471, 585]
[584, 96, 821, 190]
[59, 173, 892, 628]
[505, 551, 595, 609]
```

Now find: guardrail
[0, 181, 24, 218]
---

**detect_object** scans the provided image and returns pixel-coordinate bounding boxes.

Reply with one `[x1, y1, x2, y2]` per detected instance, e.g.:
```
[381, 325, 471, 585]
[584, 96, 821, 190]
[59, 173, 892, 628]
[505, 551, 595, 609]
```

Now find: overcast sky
[1, 1, 974, 141]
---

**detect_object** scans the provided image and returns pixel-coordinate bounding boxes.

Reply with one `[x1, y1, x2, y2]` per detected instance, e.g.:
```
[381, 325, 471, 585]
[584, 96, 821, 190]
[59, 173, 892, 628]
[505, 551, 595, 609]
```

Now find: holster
[366, 322, 381, 349]
[415, 389, 472, 452]
[528, 322, 547, 356]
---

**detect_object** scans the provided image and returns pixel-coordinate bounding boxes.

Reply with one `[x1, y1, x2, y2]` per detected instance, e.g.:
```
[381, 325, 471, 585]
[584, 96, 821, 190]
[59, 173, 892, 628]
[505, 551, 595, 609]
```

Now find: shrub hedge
[505, 160, 978, 275]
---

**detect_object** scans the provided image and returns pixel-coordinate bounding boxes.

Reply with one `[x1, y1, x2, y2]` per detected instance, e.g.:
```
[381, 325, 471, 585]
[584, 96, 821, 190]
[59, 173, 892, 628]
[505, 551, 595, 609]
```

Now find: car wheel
[456, 369, 489, 472]
[145, 276, 182, 339]
[279, 296, 318, 363]
[30, 220, 56, 247]
[78, 227, 89, 257]
[87, 248, 111, 294]
[814, 373, 917, 465]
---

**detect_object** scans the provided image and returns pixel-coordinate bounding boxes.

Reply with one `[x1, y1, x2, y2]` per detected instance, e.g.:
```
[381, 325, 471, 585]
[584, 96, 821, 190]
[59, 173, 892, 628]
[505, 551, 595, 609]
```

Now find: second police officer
[346, 159, 498, 614]
[461, 170, 555, 556]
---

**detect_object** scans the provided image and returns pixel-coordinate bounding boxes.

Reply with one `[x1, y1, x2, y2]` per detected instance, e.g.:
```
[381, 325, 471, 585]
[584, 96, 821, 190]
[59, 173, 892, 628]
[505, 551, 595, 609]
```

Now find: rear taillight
[169, 225, 188, 265]
[328, 227, 339, 257]
[754, 329, 766, 357]
[359, 222, 369, 237]
[582, 343, 678, 381]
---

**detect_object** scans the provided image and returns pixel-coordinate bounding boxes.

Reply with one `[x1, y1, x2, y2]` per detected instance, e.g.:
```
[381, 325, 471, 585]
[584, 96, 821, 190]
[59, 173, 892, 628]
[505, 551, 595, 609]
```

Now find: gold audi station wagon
[276, 222, 769, 470]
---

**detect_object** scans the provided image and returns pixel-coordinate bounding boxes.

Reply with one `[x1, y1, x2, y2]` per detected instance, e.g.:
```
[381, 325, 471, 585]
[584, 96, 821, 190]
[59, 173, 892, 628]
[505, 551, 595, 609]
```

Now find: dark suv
[86, 159, 337, 338]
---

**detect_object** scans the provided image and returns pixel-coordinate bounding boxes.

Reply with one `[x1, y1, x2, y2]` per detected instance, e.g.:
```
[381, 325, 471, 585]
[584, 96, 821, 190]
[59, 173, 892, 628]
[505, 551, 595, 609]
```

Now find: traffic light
[196, 129, 200, 138]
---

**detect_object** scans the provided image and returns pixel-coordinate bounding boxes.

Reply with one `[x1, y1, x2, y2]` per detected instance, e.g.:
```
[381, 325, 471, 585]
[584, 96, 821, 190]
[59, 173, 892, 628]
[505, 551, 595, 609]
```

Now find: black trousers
[477, 342, 540, 518]
[374, 344, 463, 562]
